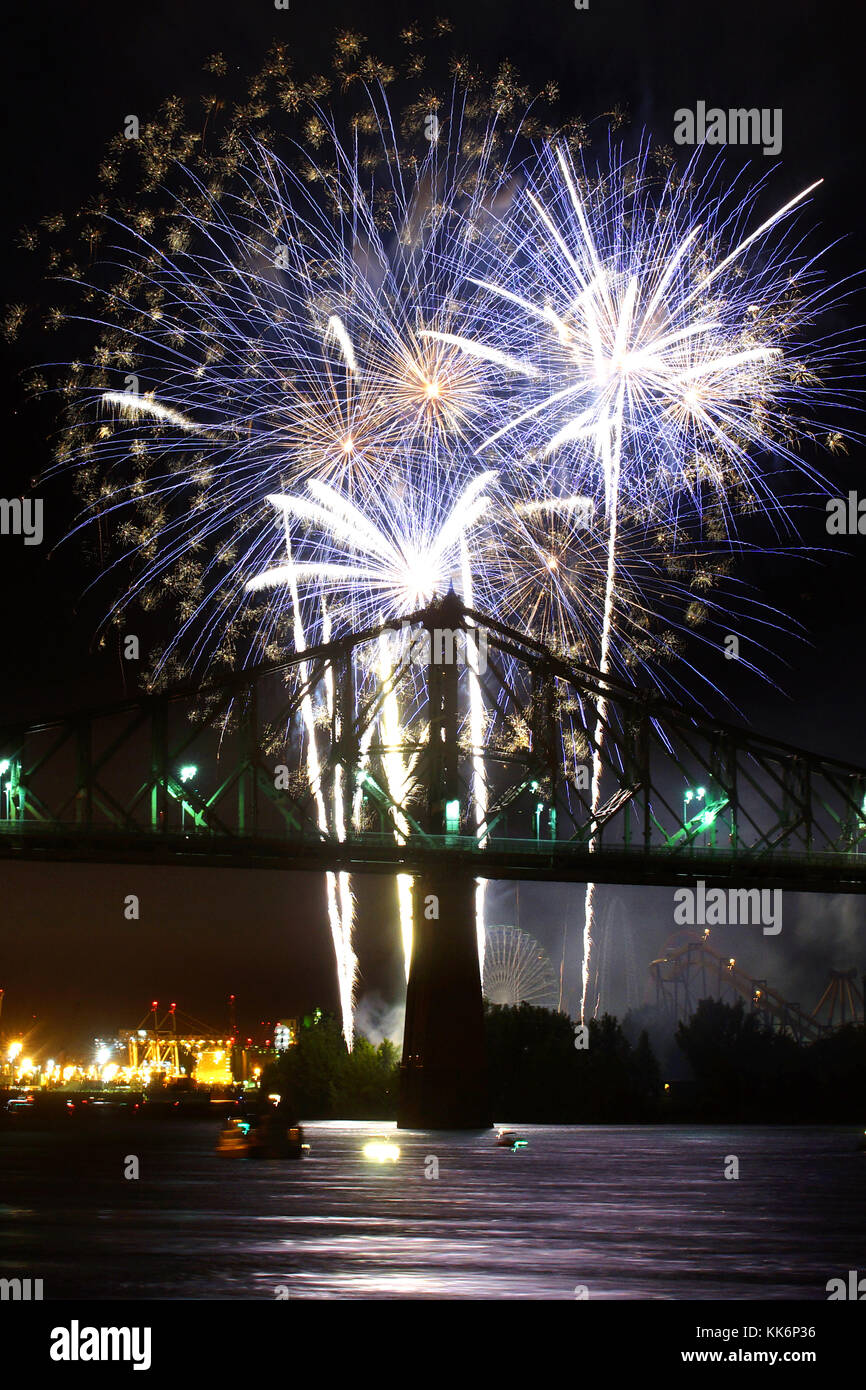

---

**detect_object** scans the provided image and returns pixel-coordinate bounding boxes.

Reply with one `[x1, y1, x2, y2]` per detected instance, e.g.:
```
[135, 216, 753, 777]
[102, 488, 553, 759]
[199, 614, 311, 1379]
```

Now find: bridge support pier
[397, 871, 491, 1130]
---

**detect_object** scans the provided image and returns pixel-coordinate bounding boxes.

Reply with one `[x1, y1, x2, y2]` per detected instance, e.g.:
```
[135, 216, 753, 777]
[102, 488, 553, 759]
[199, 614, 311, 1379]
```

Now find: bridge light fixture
[445, 799, 460, 833]
[0, 759, 14, 821]
[179, 764, 197, 782]
[684, 785, 713, 841]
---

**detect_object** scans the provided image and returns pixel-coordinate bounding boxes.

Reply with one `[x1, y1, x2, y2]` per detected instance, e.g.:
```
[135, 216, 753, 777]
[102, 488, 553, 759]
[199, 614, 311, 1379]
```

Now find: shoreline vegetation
[260, 1000, 866, 1125]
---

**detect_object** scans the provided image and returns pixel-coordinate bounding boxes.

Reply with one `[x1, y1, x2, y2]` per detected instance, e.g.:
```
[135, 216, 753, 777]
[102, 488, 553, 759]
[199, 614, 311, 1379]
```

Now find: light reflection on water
[1, 1120, 862, 1299]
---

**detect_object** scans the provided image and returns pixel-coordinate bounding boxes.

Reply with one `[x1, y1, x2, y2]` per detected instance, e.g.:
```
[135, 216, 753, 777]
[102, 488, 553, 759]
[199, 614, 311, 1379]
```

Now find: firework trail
[268, 512, 357, 1045]
[228, 102, 522, 991]
[30, 30, 858, 1038]
[430, 138, 856, 1019]
[248, 471, 498, 980]
[45, 83, 522, 1040]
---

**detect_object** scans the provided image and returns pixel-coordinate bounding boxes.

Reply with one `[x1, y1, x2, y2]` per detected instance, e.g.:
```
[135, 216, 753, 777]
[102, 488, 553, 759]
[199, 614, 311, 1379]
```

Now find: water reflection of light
[363, 1140, 400, 1163]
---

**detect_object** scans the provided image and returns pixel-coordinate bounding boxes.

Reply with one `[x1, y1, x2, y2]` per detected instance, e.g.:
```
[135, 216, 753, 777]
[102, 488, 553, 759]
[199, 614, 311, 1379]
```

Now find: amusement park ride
[648, 931, 865, 1041]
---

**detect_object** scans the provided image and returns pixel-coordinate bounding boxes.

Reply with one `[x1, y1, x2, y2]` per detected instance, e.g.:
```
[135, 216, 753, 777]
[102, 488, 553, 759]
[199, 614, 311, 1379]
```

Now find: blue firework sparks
[38, 79, 860, 1030]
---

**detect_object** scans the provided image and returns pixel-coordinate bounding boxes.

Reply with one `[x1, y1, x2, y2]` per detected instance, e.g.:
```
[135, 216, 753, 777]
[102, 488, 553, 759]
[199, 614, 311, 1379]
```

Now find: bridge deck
[2, 824, 865, 892]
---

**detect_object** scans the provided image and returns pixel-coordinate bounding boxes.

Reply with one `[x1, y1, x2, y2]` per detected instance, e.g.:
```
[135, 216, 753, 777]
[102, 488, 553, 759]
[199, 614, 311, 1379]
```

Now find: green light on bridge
[0, 758, 19, 820]
[445, 799, 460, 833]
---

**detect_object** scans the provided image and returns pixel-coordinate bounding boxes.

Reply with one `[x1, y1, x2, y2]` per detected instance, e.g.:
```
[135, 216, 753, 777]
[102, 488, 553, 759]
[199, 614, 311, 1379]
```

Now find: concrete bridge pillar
[397, 870, 491, 1129]
[397, 592, 491, 1129]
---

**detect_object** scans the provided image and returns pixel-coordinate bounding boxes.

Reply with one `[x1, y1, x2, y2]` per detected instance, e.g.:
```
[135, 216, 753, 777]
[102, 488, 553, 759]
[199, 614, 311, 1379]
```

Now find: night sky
[1, 0, 863, 1053]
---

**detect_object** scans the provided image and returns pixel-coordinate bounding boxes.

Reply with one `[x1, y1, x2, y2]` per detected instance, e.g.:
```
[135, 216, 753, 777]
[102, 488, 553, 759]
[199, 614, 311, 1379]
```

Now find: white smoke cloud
[354, 992, 405, 1047]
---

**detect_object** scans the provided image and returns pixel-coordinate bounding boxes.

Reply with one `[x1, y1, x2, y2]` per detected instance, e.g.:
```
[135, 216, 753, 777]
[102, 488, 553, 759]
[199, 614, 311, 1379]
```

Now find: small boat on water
[495, 1129, 528, 1150]
[216, 1117, 251, 1156]
[216, 1113, 307, 1159]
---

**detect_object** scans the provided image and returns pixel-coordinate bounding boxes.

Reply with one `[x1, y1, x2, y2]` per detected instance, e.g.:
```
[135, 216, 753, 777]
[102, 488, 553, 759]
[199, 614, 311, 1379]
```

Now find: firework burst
[429, 136, 858, 1018]
[23, 32, 860, 1038]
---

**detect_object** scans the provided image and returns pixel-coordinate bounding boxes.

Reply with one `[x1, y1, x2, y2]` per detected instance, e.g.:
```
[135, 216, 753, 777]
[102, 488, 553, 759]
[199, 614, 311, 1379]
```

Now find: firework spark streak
[279, 520, 357, 1046]
[40, 44, 857, 1040]
[430, 139, 854, 1019]
[247, 471, 498, 984]
[57, 92, 521, 1035]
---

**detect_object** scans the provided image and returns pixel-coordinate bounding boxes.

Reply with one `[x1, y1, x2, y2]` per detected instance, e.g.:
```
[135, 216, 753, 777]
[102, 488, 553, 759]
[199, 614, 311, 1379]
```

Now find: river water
[1, 1121, 862, 1299]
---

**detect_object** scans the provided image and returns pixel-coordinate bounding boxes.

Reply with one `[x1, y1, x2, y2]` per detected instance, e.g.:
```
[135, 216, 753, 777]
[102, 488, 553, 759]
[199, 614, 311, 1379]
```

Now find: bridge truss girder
[2, 595, 866, 893]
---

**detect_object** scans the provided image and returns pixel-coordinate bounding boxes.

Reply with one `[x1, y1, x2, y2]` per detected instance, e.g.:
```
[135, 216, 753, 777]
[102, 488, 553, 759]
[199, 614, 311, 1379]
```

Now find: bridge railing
[3, 816, 866, 890]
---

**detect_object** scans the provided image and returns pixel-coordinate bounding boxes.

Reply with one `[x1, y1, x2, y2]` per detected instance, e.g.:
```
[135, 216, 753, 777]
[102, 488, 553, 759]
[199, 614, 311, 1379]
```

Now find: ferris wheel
[483, 926, 559, 1008]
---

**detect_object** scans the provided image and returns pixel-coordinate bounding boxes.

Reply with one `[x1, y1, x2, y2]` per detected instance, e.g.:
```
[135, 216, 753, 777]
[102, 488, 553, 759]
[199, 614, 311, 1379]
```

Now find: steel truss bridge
[2, 593, 866, 894]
